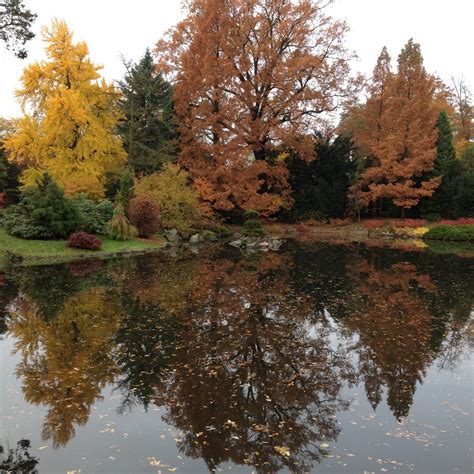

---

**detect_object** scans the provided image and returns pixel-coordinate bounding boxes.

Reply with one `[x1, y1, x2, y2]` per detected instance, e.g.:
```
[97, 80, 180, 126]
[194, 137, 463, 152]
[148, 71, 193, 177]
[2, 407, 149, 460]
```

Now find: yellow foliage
[135, 163, 202, 230]
[4, 20, 126, 198]
[393, 226, 429, 238]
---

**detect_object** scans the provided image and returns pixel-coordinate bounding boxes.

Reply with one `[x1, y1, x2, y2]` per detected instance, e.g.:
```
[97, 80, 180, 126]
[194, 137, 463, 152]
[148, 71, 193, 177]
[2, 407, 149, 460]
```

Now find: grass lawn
[0, 228, 166, 265]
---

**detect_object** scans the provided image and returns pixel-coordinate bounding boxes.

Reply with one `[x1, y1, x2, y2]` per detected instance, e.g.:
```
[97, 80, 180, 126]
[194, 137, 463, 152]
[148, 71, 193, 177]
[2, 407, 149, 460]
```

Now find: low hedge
[424, 225, 474, 242]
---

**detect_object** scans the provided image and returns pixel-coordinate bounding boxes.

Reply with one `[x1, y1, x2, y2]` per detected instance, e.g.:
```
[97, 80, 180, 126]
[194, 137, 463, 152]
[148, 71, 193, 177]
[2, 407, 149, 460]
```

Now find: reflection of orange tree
[345, 261, 437, 419]
[7, 290, 123, 447]
[149, 256, 353, 473]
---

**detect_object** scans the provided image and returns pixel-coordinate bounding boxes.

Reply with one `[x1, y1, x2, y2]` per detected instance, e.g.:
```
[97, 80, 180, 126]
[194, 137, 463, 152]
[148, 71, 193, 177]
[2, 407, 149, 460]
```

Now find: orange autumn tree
[156, 0, 357, 216]
[350, 40, 440, 216]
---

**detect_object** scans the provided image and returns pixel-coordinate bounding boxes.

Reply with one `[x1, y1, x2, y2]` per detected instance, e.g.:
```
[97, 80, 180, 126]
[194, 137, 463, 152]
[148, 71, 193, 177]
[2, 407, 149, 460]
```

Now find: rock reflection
[2, 243, 473, 471]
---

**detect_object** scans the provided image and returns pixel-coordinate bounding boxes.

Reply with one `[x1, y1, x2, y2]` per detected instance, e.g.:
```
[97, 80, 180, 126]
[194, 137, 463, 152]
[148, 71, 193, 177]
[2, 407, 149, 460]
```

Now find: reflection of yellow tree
[8, 290, 123, 447]
[345, 261, 437, 419]
[150, 256, 353, 473]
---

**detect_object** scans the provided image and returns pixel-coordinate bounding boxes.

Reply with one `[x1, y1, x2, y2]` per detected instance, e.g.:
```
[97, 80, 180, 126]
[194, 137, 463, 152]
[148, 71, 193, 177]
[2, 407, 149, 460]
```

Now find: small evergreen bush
[3, 174, 79, 239]
[243, 209, 260, 220]
[243, 219, 265, 237]
[108, 204, 137, 241]
[210, 226, 232, 238]
[72, 196, 114, 235]
[67, 232, 102, 250]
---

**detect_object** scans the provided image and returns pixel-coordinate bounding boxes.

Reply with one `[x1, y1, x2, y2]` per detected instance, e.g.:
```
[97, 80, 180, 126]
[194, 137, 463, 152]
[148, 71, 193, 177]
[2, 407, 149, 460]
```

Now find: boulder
[189, 233, 204, 244]
[269, 238, 283, 250]
[201, 230, 218, 242]
[164, 228, 181, 244]
[229, 238, 246, 248]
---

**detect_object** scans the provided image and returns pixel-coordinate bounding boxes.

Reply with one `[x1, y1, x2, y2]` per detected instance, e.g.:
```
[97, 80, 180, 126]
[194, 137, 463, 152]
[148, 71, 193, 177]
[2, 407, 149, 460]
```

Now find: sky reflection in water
[0, 241, 472, 473]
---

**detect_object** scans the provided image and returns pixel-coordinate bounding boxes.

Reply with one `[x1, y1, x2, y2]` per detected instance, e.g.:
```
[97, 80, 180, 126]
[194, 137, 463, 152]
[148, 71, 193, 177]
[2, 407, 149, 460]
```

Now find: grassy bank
[0, 228, 166, 267]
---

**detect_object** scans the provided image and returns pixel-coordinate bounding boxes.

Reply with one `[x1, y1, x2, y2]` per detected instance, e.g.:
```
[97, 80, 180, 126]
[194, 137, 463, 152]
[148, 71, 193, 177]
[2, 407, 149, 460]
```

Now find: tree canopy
[4, 20, 126, 198]
[156, 0, 359, 216]
[0, 0, 36, 58]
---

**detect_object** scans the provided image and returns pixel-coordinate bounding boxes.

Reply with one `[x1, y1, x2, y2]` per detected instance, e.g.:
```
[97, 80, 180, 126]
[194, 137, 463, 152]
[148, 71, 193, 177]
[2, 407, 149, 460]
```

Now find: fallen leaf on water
[274, 446, 290, 457]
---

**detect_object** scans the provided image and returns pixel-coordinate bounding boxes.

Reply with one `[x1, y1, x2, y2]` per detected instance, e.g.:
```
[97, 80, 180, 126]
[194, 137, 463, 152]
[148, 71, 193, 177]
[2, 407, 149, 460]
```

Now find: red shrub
[362, 219, 386, 229]
[67, 232, 102, 250]
[390, 219, 427, 228]
[0, 192, 4, 209]
[329, 218, 353, 226]
[128, 195, 161, 238]
[437, 218, 474, 226]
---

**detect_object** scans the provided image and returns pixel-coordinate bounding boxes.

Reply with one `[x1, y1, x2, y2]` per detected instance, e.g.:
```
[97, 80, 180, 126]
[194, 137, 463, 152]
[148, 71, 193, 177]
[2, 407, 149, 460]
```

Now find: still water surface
[0, 242, 472, 473]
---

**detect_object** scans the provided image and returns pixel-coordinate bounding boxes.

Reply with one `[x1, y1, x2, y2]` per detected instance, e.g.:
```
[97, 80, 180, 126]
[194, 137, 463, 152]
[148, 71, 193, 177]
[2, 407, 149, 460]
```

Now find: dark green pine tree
[118, 49, 177, 174]
[454, 144, 474, 217]
[420, 110, 462, 219]
[0, 144, 21, 205]
[284, 134, 356, 221]
[30, 173, 80, 238]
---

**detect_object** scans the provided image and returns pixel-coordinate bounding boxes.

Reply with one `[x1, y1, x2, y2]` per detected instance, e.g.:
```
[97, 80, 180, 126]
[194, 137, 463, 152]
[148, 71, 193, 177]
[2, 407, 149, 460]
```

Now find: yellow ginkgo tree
[5, 19, 126, 197]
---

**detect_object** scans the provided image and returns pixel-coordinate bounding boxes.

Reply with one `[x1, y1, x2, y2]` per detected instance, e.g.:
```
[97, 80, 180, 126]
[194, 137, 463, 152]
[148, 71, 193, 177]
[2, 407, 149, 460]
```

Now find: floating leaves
[274, 446, 290, 457]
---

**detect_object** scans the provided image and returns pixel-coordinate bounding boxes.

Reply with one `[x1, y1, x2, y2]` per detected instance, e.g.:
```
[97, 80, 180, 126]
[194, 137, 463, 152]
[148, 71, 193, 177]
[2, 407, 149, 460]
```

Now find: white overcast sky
[0, 0, 472, 119]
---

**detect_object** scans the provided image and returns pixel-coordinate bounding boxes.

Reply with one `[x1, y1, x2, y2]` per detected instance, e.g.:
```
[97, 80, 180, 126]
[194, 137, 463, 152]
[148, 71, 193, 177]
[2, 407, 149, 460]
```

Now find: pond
[0, 241, 472, 473]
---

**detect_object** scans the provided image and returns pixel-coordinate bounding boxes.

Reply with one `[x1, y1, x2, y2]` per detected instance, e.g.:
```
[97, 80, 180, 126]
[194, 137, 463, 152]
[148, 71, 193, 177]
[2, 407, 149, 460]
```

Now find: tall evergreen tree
[455, 145, 474, 217]
[118, 49, 177, 174]
[420, 111, 462, 218]
[285, 135, 356, 221]
[0, 145, 20, 205]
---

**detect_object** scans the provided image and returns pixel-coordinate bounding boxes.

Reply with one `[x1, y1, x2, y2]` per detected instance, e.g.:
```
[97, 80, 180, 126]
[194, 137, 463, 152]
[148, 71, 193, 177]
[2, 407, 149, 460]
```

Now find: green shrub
[72, 196, 114, 235]
[118, 168, 135, 210]
[2, 202, 49, 239]
[243, 219, 265, 237]
[210, 226, 232, 238]
[107, 204, 137, 241]
[422, 213, 442, 223]
[3, 174, 79, 239]
[424, 225, 474, 242]
[244, 209, 260, 220]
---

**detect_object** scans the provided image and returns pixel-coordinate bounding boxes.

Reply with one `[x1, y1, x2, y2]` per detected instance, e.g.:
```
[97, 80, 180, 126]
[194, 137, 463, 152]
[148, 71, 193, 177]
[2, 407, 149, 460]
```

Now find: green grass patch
[424, 225, 474, 242]
[0, 227, 166, 266]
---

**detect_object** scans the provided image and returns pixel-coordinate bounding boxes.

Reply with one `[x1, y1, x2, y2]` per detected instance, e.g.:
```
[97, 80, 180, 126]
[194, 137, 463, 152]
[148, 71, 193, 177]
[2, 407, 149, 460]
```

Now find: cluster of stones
[228, 235, 283, 251]
[163, 228, 284, 252]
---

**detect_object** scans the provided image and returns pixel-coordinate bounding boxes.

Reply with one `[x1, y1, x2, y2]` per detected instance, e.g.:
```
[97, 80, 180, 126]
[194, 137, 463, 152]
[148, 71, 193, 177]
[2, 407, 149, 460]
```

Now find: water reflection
[2, 242, 473, 471]
[0, 439, 39, 473]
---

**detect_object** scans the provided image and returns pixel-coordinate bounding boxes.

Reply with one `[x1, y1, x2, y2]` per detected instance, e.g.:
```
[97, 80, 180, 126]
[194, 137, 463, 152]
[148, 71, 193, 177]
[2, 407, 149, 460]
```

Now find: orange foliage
[350, 40, 440, 212]
[156, 0, 359, 215]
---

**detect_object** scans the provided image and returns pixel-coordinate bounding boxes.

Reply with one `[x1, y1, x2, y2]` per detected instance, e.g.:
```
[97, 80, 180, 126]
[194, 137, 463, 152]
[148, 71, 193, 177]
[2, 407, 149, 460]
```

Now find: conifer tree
[350, 40, 440, 216]
[455, 145, 474, 217]
[4, 20, 126, 198]
[286, 135, 356, 221]
[420, 111, 461, 218]
[118, 49, 176, 174]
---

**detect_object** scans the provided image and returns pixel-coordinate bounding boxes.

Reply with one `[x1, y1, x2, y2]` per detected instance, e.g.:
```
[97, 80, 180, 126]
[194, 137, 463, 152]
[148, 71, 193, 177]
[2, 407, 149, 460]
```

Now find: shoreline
[1, 222, 474, 268]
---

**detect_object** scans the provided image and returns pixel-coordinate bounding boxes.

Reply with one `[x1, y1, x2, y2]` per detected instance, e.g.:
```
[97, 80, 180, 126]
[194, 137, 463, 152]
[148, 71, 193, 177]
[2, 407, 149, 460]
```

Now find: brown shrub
[128, 195, 161, 238]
